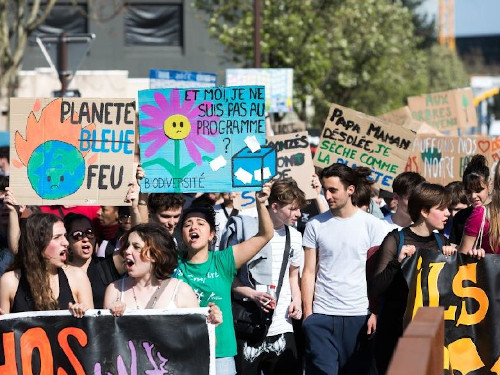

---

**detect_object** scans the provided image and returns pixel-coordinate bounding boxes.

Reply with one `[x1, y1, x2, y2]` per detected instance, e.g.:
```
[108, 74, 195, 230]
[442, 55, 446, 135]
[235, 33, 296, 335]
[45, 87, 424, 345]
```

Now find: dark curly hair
[119, 223, 178, 280]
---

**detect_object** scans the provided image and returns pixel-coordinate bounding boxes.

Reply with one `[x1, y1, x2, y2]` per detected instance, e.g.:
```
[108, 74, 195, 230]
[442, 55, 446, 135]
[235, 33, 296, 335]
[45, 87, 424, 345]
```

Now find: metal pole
[58, 32, 68, 96]
[254, 0, 261, 68]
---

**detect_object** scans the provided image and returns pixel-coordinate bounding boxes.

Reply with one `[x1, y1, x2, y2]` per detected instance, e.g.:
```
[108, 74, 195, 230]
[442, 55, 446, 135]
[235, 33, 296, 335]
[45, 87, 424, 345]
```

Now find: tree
[0, 0, 57, 100]
[194, 0, 470, 127]
[193, 0, 433, 125]
[426, 44, 469, 92]
[391, 0, 436, 48]
[312, 0, 429, 124]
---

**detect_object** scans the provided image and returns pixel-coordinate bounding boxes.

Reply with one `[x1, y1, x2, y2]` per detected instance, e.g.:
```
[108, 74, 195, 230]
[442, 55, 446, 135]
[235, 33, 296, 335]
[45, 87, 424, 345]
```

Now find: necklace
[131, 282, 162, 309]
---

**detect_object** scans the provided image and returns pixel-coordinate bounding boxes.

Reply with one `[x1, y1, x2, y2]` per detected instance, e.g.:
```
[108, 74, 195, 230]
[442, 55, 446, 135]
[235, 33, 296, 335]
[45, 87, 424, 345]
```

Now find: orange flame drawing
[14, 98, 97, 168]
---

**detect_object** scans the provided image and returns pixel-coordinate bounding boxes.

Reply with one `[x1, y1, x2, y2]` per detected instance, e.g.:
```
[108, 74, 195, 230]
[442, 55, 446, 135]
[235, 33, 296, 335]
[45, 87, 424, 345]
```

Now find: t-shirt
[175, 247, 237, 358]
[254, 226, 303, 337]
[40, 205, 100, 220]
[303, 209, 386, 316]
[464, 205, 498, 254]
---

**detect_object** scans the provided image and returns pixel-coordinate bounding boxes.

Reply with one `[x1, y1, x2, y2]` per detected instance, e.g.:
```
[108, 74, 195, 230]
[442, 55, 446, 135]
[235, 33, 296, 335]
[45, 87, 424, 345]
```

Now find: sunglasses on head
[69, 229, 95, 241]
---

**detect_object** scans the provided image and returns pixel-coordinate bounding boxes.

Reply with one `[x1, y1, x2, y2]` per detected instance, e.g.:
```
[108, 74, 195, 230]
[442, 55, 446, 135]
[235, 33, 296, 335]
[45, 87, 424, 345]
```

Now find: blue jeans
[302, 314, 376, 375]
[216, 356, 236, 375]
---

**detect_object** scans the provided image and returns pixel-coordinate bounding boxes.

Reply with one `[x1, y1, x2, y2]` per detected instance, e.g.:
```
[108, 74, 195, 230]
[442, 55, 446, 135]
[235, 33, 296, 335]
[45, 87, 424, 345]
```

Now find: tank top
[12, 268, 75, 313]
[120, 278, 182, 309]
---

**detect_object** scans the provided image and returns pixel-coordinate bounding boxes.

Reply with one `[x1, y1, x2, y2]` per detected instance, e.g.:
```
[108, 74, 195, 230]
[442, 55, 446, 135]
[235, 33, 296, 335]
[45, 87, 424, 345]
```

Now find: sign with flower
[10, 98, 136, 205]
[138, 86, 276, 193]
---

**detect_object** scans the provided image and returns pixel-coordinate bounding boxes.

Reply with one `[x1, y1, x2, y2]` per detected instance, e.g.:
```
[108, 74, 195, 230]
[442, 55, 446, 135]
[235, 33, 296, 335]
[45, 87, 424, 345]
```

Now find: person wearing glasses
[64, 213, 126, 309]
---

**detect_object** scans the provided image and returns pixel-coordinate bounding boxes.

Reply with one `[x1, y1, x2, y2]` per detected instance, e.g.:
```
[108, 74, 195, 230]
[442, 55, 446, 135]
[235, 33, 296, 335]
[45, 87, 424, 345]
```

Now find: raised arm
[4, 187, 21, 255]
[312, 174, 328, 214]
[232, 182, 274, 269]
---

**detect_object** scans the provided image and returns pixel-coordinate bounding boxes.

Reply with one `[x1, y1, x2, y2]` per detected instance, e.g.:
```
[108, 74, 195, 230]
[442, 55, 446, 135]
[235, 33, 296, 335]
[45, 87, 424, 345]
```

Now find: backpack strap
[433, 232, 443, 251]
[274, 226, 291, 304]
[397, 229, 405, 256]
[397, 228, 443, 255]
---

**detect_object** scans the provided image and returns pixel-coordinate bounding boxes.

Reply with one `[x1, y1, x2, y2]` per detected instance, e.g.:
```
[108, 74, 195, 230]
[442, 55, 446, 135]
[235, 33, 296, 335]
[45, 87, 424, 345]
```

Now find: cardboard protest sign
[271, 112, 306, 134]
[401, 250, 500, 375]
[232, 191, 255, 211]
[10, 98, 135, 205]
[379, 106, 414, 127]
[0, 309, 215, 375]
[490, 137, 500, 163]
[380, 106, 444, 135]
[407, 88, 477, 134]
[150, 69, 217, 89]
[313, 104, 415, 190]
[405, 135, 493, 185]
[267, 131, 317, 199]
[226, 68, 293, 113]
[139, 86, 276, 193]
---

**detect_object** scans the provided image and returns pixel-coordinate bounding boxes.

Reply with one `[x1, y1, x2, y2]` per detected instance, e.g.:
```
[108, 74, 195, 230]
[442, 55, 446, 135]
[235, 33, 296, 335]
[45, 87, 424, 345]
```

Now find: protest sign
[226, 69, 293, 113]
[150, 69, 217, 89]
[0, 309, 214, 375]
[313, 104, 415, 190]
[272, 119, 306, 135]
[267, 131, 317, 199]
[9, 98, 135, 205]
[379, 106, 442, 135]
[407, 88, 477, 134]
[401, 250, 500, 375]
[405, 135, 493, 185]
[139, 86, 276, 193]
[271, 112, 306, 134]
[379, 106, 414, 127]
[490, 137, 500, 163]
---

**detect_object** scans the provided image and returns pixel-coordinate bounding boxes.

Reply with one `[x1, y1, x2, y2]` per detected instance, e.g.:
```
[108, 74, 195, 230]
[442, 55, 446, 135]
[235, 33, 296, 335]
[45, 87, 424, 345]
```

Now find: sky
[418, 0, 500, 37]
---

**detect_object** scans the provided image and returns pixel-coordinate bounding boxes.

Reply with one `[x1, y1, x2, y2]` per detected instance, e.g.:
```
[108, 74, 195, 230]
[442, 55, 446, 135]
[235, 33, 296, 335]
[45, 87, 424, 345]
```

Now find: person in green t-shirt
[176, 182, 274, 375]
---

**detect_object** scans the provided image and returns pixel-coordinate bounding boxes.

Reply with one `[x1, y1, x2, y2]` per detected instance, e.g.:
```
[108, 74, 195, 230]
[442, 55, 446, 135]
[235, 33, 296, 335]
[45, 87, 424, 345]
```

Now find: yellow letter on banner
[491, 355, 500, 374]
[452, 263, 489, 326]
[427, 262, 445, 306]
[412, 257, 423, 319]
[448, 338, 484, 374]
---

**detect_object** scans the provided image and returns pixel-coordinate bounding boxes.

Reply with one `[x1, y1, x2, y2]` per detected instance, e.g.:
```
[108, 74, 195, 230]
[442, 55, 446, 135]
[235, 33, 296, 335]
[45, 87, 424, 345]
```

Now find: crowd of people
[0, 150, 495, 375]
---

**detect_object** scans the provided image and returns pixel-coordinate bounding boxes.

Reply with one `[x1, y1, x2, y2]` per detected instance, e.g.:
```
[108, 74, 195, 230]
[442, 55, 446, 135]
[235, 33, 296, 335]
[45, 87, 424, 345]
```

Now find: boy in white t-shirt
[302, 163, 386, 375]
[231, 178, 307, 375]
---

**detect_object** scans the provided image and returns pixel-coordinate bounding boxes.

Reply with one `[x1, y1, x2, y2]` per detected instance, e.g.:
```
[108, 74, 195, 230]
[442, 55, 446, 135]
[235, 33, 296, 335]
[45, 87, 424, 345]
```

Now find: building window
[125, 4, 182, 46]
[32, 3, 88, 38]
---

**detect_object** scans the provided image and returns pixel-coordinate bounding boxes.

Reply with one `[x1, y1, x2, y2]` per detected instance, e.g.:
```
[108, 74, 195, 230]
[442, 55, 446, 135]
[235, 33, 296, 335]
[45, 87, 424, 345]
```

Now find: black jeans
[235, 332, 300, 375]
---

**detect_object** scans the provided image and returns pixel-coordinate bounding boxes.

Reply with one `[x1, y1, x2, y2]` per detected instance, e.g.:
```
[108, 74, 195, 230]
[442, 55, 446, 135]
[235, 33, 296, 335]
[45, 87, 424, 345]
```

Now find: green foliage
[193, 0, 469, 127]
[426, 44, 470, 92]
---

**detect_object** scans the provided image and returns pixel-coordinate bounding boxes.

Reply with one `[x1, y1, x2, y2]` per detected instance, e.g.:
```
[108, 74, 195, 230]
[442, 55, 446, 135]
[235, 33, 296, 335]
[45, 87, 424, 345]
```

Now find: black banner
[0, 309, 214, 375]
[401, 250, 500, 374]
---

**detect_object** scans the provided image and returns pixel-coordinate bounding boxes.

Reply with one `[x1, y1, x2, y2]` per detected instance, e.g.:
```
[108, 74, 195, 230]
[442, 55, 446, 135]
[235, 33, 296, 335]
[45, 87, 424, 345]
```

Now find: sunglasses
[69, 229, 95, 241]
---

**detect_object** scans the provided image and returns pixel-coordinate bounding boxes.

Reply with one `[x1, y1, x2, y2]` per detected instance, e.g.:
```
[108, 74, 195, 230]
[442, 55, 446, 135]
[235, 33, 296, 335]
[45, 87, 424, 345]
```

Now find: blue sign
[150, 69, 217, 89]
[139, 86, 276, 193]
